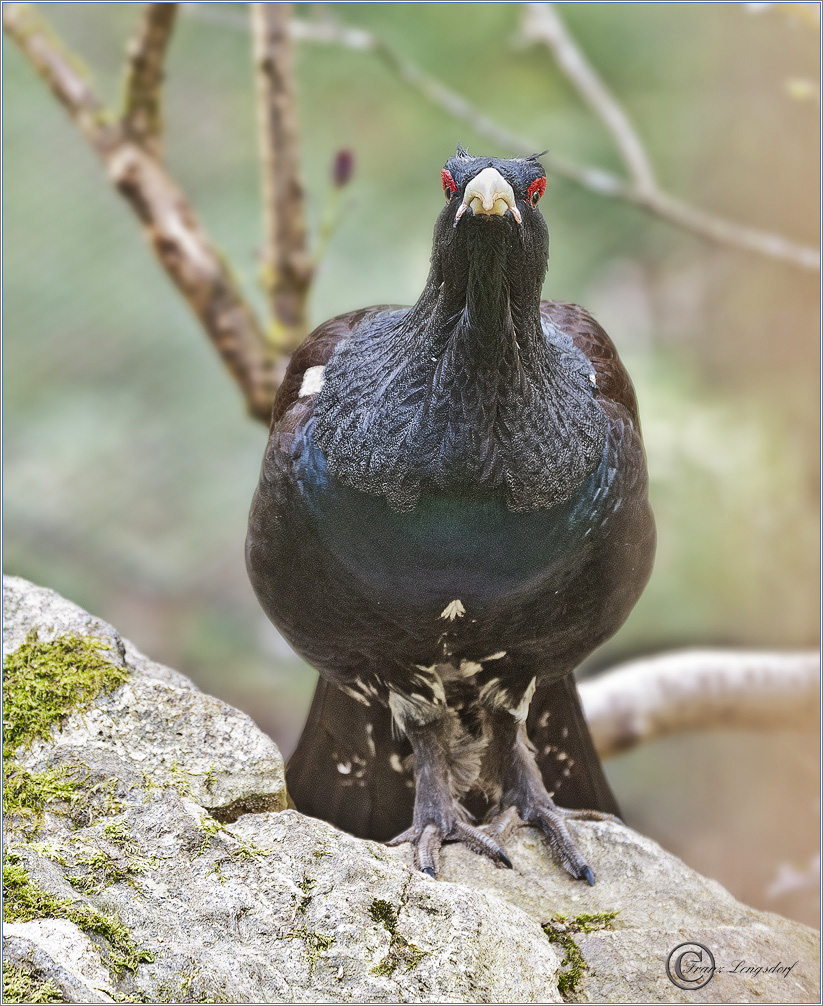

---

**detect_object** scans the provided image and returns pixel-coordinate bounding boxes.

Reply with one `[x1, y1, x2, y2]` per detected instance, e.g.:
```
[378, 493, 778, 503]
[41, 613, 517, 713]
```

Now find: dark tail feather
[286, 678, 415, 841]
[289, 673, 619, 839]
[527, 674, 621, 818]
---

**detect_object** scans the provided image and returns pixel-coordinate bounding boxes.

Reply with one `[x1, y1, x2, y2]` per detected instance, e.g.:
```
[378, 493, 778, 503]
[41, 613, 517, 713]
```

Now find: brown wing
[271, 305, 397, 429]
[540, 300, 640, 426]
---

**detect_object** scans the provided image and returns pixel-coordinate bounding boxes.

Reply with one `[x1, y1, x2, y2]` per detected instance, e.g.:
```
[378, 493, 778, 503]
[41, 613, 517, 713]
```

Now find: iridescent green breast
[298, 428, 615, 610]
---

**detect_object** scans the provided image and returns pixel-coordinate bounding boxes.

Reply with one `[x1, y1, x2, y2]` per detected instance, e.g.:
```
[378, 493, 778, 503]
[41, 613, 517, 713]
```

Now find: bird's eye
[527, 177, 547, 207]
[441, 168, 458, 201]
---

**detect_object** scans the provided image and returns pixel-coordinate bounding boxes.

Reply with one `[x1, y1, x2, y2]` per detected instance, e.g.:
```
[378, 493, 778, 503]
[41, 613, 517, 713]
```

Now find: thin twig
[3, 2, 277, 424]
[178, 3, 818, 271]
[250, 2, 313, 357]
[122, 2, 178, 158]
[2, 2, 118, 155]
[519, 2, 656, 193]
[579, 649, 819, 760]
[108, 145, 277, 422]
[368, 22, 819, 270]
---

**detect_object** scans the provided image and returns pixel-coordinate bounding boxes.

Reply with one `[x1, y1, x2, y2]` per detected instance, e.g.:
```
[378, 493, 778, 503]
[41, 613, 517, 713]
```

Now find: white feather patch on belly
[512, 676, 537, 722]
[299, 365, 326, 397]
[440, 599, 466, 621]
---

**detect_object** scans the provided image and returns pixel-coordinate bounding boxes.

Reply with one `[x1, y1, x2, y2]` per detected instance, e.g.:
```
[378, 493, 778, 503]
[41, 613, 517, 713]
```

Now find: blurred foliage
[3, 3, 818, 924]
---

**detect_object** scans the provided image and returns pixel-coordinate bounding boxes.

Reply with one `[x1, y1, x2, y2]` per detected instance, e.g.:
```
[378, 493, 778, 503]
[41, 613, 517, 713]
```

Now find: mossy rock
[2, 576, 818, 1004]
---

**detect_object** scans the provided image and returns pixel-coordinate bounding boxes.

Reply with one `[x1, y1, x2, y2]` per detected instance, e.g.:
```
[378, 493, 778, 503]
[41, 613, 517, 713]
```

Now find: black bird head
[429, 148, 550, 313]
[312, 147, 605, 512]
[440, 147, 547, 225]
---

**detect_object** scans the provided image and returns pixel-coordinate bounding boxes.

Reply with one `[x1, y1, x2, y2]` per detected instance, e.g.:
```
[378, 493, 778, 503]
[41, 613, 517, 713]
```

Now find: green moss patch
[195, 814, 223, 857]
[193, 813, 268, 866]
[3, 763, 86, 825]
[3, 631, 128, 825]
[369, 898, 427, 977]
[3, 854, 154, 978]
[542, 910, 619, 1000]
[297, 875, 316, 914]
[2, 960, 65, 1004]
[144, 964, 238, 1004]
[279, 925, 335, 977]
[3, 630, 127, 754]
[65, 839, 154, 897]
[293, 927, 335, 975]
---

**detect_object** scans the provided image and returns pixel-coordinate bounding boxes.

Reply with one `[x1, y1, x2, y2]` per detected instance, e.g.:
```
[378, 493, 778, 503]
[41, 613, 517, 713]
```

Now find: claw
[417, 823, 443, 875]
[487, 805, 595, 881]
[384, 818, 513, 877]
[531, 804, 596, 885]
[452, 820, 513, 869]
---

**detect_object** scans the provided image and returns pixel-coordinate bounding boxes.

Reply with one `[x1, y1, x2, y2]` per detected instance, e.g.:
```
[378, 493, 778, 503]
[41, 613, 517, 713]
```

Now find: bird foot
[487, 803, 619, 885]
[387, 819, 513, 877]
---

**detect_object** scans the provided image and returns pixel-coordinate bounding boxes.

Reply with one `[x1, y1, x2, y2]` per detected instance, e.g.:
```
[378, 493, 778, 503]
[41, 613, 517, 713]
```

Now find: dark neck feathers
[313, 218, 607, 512]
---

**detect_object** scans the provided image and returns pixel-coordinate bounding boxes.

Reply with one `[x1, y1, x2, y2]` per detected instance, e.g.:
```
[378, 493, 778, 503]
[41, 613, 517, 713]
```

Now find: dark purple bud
[332, 149, 354, 188]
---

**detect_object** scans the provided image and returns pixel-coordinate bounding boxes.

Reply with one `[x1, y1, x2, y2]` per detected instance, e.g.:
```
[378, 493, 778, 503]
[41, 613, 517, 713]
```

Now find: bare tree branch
[519, 2, 656, 193]
[250, 2, 313, 358]
[122, 2, 178, 158]
[182, 4, 815, 272]
[182, 2, 818, 268]
[580, 649, 819, 760]
[2, 2, 118, 155]
[107, 146, 277, 422]
[3, 2, 277, 424]
[5, 4, 819, 762]
[517, 2, 820, 269]
[368, 14, 819, 271]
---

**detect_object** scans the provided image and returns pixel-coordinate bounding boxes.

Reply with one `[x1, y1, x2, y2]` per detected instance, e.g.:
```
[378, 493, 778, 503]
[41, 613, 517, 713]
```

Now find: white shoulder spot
[440, 599, 466, 621]
[299, 365, 326, 397]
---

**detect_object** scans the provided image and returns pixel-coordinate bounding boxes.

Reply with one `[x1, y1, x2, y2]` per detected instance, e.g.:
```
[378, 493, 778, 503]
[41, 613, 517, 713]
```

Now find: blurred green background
[4, 3, 819, 925]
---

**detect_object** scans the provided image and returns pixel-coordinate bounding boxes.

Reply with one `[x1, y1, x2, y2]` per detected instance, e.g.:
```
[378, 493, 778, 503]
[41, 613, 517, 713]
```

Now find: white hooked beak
[454, 167, 522, 227]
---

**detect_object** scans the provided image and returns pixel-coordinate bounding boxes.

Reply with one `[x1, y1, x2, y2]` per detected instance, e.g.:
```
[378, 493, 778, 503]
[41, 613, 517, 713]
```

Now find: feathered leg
[481, 675, 619, 885]
[385, 699, 512, 877]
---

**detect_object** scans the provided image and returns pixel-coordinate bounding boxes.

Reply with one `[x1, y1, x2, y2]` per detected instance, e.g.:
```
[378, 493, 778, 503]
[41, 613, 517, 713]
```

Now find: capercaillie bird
[246, 148, 655, 882]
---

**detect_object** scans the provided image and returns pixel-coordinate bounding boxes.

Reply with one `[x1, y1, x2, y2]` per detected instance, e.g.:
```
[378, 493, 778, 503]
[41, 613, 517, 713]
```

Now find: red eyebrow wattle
[441, 169, 458, 194]
[527, 177, 547, 201]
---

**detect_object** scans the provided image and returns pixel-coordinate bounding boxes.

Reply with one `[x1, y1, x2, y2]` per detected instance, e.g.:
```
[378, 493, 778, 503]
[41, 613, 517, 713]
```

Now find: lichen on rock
[368, 897, 428, 976]
[4, 853, 155, 977]
[542, 910, 619, 999]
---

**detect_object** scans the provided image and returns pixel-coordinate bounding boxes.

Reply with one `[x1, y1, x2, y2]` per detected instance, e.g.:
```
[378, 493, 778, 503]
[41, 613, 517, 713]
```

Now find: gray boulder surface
[2, 575, 819, 1004]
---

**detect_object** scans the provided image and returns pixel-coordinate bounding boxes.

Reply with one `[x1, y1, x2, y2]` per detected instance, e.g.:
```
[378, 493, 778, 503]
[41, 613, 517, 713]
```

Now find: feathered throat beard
[311, 226, 607, 513]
